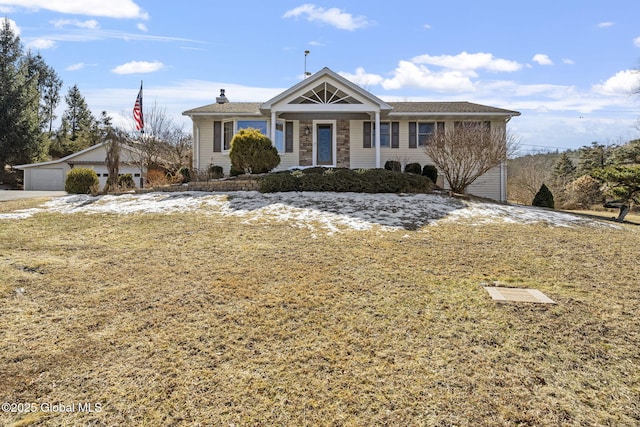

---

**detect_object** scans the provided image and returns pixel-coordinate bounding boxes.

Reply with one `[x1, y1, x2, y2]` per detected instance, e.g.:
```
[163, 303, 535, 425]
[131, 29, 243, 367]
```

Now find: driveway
[0, 190, 68, 202]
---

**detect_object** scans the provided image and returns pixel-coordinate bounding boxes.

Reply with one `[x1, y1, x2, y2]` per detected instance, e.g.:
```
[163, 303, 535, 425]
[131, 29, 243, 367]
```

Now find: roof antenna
[304, 50, 311, 79]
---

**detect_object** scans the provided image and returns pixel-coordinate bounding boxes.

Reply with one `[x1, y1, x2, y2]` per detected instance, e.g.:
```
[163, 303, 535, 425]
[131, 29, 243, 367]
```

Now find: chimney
[216, 89, 228, 104]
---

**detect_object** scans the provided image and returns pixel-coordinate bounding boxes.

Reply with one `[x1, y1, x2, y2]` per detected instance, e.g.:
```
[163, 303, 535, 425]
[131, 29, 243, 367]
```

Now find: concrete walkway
[0, 190, 68, 202]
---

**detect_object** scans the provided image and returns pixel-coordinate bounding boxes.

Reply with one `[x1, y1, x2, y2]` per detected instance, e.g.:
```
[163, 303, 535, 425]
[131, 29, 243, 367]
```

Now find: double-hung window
[363, 121, 399, 148]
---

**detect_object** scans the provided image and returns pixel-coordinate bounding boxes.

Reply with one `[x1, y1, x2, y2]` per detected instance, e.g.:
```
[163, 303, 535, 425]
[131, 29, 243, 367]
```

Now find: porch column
[374, 110, 381, 168]
[270, 110, 277, 143]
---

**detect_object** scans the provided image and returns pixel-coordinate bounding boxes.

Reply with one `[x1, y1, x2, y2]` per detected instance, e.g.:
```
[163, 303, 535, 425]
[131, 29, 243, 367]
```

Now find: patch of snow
[0, 191, 621, 233]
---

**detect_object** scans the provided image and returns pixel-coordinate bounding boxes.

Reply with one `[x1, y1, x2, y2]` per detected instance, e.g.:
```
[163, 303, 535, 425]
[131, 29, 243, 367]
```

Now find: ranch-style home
[183, 67, 520, 201]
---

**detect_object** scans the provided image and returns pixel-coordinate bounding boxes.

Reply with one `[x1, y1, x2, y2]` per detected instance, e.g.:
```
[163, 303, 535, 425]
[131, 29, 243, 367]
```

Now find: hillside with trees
[508, 139, 640, 220]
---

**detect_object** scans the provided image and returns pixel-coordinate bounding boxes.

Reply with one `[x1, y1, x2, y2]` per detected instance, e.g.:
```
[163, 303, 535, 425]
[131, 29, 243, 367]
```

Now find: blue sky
[3, 0, 640, 154]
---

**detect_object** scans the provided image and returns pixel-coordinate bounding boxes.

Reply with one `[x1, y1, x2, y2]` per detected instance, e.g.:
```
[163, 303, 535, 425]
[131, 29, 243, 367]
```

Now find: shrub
[179, 166, 191, 183]
[259, 168, 433, 194]
[384, 160, 401, 172]
[404, 162, 422, 175]
[229, 165, 244, 177]
[422, 164, 438, 184]
[147, 169, 168, 187]
[208, 165, 224, 179]
[117, 174, 135, 189]
[532, 183, 555, 208]
[229, 128, 280, 174]
[564, 175, 602, 209]
[65, 167, 99, 194]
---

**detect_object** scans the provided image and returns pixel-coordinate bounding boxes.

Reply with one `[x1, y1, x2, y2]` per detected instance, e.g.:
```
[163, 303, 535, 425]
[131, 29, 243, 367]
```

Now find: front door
[316, 124, 333, 165]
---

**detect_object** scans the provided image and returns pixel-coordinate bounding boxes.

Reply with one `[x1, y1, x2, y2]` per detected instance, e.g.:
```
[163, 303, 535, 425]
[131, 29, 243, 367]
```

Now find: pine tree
[532, 183, 555, 208]
[0, 18, 45, 166]
[552, 153, 576, 185]
[25, 51, 62, 137]
[578, 142, 615, 175]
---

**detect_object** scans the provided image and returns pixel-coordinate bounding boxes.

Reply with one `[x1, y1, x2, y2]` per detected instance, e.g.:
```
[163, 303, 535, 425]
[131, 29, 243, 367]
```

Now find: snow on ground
[0, 191, 620, 233]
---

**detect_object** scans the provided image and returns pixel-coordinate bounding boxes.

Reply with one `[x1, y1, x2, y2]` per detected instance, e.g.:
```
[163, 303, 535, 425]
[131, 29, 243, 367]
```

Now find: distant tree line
[0, 17, 192, 188]
[509, 139, 640, 221]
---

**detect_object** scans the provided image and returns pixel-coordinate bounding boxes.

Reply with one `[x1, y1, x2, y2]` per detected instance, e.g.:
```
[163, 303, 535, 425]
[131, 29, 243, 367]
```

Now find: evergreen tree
[532, 183, 555, 208]
[578, 141, 615, 175]
[552, 152, 576, 186]
[62, 84, 96, 142]
[0, 18, 45, 166]
[25, 51, 62, 136]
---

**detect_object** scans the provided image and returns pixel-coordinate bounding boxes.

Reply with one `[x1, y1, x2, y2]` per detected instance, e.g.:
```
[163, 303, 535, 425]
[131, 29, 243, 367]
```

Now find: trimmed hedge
[422, 164, 438, 184]
[259, 168, 433, 193]
[65, 167, 99, 194]
[404, 162, 422, 175]
[384, 160, 401, 172]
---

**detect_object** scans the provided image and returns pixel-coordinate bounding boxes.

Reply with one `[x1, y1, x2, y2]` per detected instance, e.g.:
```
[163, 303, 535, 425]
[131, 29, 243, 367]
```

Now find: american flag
[133, 83, 144, 132]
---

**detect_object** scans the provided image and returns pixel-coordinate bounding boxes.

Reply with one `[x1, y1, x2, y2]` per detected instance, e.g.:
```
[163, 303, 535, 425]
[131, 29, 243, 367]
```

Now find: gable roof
[388, 102, 520, 115]
[260, 67, 392, 111]
[14, 141, 140, 169]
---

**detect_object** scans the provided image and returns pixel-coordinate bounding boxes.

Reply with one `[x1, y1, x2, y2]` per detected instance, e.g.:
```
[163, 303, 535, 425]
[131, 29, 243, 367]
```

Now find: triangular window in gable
[291, 81, 363, 105]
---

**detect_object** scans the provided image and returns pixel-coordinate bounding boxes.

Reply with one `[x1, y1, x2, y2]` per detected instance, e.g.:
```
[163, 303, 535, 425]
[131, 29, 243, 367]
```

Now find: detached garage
[15, 142, 145, 191]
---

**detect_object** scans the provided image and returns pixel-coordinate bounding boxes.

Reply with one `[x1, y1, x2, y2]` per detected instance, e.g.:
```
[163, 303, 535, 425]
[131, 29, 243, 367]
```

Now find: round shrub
[229, 128, 281, 174]
[384, 160, 401, 172]
[65, 167, 99, 194]
[404, 162, 422, 175]
[532, 183, 555, 208]
[422, 164, 438, 184]
[208, 165, 224, 179]
[117, 173, 135, 189]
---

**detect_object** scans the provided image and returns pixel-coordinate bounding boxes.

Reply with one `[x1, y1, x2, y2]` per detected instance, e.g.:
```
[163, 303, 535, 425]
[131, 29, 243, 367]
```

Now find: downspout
[375, 110, 381, 168]
[194, 123, 200, 170]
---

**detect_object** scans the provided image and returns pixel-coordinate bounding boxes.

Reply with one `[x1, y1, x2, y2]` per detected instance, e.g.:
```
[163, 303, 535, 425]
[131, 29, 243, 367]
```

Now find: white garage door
[31, 169, 65, 191]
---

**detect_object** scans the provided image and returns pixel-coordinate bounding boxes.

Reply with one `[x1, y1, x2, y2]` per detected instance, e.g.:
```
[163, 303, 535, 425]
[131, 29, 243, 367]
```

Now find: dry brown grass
[0, 199, 639, 426]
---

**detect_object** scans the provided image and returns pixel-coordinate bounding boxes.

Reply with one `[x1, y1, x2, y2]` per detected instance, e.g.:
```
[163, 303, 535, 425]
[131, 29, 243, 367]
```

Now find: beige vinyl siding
[349, 120, 433, 169]
[195, 119, 215, 171]
[466, 166, 502, 201]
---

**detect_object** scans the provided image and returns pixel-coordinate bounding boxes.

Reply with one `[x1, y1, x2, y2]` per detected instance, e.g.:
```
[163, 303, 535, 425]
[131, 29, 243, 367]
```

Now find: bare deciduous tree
[425, 122, 518, 195]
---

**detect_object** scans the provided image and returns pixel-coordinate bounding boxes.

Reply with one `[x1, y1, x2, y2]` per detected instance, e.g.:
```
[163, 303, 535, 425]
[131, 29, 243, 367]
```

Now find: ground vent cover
[484, 286, 557, 304]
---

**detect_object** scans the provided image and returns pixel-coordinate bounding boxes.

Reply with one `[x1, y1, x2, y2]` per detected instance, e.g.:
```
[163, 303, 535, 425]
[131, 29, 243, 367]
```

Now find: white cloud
[381, 60, 475, 92]
[137, 23, 148, 32]
[412, 51, 522, 73]
[423, 24, 432, 30]
[66, 62, 87, 71]
[634, 37, 640, 47]
[597, 21, 615, 28]
[338, 67, 384, 87]
[51, 19, 100, 29]
[26, 38, 56, 49]
[592, 69, 640, 95]
[1, 0, 148, 19]
[532, 54, 553, 65]
[562, 58, 575, 65]
[283, 4, 369, 31]
[112, 60, 164, 74]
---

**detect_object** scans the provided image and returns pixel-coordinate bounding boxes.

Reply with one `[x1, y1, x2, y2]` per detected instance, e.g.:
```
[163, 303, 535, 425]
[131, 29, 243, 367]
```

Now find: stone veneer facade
[298, 119, 350, 168]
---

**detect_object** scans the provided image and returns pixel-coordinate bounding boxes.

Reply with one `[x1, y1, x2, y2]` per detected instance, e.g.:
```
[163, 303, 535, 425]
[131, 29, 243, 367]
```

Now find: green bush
[259, 168, 433, 194]
[229, 165, 244, 177]
[229, 128, 281, 174]
[532, 183, 555, 208]
[65, 167, 99, 194]
[208, 165, 224, 179]
[404, 162, 422, 175]
[422, 164, 438, 184]
[384, 160, 401, 172]
[117, 174, 135, 189]
[179, 166, 191, 183]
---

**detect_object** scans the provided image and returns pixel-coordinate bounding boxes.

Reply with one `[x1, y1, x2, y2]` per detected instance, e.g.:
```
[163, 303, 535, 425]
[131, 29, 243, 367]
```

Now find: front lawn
[0, 196, 638, 426]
